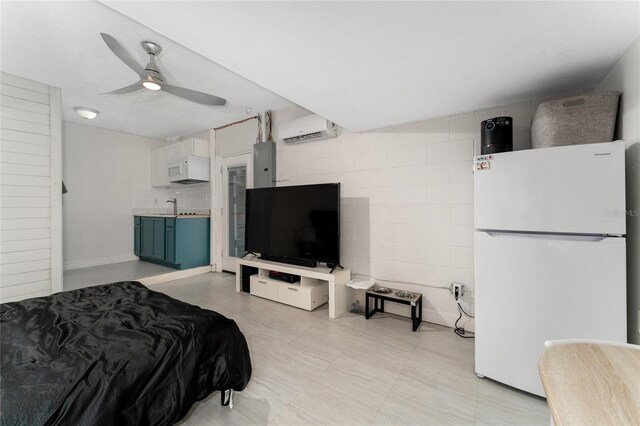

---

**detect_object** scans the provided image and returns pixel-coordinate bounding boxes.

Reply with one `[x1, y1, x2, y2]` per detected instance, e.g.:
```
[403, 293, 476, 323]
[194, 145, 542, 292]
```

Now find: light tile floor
[149, 272, 549, 426]
[63, 261, 177, 291]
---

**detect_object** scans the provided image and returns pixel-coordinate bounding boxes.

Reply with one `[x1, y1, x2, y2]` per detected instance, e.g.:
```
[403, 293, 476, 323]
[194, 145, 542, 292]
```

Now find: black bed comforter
[0, 281, 252, 426]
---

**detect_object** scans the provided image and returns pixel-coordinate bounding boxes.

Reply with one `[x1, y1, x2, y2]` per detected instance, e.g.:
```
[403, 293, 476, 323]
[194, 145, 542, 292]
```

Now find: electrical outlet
[450, 283, 464, 301]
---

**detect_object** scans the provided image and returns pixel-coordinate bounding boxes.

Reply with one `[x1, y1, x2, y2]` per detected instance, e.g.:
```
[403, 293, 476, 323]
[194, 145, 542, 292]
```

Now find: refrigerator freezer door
[474, 231, 626, 397]
[474, 141, 626, 235]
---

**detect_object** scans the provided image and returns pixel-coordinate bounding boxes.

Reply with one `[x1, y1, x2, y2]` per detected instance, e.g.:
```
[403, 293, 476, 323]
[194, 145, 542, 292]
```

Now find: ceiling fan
[100, 33, 226, 106]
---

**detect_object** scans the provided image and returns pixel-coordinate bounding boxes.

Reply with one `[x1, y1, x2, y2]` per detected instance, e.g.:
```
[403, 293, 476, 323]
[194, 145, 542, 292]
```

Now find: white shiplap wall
[0, 72, 62, 302]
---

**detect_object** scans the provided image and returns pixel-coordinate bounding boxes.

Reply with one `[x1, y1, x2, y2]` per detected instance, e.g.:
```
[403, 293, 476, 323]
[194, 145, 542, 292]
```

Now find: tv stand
[259, 254, 317, 268]
[236, 255, 351, 319]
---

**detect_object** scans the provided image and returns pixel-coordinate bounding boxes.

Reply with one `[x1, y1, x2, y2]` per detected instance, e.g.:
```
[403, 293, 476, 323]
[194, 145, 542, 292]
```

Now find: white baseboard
[138, 266, 212, 286]
[64, 254, 139, 271]
[424, 307, 475, 332]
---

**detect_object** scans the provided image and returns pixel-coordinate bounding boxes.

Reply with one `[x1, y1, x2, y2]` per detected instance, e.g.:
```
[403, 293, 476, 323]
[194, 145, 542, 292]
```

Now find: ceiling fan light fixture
[73, 107, 99, 120]
[142, 80, 162, 91]
[142, 74, 163, 91]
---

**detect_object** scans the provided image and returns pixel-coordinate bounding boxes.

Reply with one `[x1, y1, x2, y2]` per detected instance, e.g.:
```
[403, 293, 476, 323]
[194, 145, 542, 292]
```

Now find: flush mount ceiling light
[73, 107, 99, 120]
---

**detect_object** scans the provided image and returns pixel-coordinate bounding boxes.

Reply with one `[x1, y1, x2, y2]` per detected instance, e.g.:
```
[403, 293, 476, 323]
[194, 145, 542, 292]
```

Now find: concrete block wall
[272, 100, 538, 328]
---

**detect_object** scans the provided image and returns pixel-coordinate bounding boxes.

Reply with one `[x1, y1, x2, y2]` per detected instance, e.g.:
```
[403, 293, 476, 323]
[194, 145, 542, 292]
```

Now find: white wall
[1, 72, 62, 302]
[215, 118, 258, 157]
[272, 100, 537, 329]
[598, 37, 640, 142]
[62, 122, 164, 270]
[596, 36, 640, 344]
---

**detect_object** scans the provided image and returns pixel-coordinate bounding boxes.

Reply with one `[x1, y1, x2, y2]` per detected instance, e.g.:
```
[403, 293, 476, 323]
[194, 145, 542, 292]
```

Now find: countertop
[538, 342, 640, 426]
[133, 214, 210, 218]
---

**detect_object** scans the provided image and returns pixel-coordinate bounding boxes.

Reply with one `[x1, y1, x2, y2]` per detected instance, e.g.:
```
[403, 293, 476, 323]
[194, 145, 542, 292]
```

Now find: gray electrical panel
[253, 141, 276, 188]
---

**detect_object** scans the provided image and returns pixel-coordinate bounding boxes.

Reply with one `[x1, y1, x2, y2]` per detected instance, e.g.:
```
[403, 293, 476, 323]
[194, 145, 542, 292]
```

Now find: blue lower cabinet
[140, 217, 164, 260]
[151, 218, 166, 260]
[134, 217, 141, 256]
[135, 216, 210, 270]
[165, 226, 176, 264]
[174, 218, 210, 269]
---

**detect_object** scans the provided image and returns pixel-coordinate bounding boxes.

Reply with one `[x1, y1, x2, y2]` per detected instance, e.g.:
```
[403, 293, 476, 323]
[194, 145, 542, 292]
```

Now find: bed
[0, 281, 252, 425]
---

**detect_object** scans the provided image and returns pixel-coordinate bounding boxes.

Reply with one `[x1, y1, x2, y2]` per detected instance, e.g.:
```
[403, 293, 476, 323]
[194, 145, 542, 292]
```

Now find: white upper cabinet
[169, 138, 209, 159]
[186, 138, 209, 157]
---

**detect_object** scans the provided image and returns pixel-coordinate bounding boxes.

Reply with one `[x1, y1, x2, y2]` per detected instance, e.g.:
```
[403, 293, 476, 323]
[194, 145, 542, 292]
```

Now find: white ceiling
[0, 1, 294, 140]
[2, 2, 638, 138]
[104, 1, 639, 132]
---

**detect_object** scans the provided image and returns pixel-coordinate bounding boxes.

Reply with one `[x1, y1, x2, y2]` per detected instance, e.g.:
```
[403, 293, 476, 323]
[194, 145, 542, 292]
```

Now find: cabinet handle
[258, 280, 267, 284]
[287, 287, 298, 291]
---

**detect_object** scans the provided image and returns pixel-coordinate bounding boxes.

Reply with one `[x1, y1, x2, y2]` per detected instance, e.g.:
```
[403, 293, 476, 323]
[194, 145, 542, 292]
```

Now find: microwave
[167, 156, 210, 184]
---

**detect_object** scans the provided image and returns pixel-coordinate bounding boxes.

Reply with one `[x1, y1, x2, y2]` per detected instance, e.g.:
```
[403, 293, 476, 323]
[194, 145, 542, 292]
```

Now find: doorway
[221, 153, 252, 272]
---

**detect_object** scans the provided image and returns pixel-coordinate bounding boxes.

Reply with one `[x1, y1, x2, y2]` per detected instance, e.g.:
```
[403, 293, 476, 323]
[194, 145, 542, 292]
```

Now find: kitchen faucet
[166, 198, 177, 216]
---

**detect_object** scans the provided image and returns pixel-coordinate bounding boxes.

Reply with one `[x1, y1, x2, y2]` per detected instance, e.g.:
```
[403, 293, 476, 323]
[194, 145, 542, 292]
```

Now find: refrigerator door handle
[483, 231, 622, 243]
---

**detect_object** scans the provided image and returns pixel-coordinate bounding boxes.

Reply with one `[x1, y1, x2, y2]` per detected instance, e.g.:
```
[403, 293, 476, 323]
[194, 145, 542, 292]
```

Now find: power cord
[454, 301, 475, 339]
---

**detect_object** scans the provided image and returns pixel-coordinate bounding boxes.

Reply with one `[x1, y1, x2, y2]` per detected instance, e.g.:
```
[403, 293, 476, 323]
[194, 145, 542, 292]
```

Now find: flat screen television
[245, 183, 340, 267]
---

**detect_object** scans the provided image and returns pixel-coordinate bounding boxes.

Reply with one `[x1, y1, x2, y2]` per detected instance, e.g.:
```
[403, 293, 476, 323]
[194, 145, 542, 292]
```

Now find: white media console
[235, 255, 351, 319]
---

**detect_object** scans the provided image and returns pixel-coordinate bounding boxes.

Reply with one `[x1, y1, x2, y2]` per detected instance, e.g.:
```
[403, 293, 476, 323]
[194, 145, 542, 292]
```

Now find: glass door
[221, 154, 252, 272]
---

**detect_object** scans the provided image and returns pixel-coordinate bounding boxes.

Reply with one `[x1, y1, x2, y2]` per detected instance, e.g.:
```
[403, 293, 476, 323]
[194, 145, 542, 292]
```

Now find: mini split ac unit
[279, 114, 337, 144]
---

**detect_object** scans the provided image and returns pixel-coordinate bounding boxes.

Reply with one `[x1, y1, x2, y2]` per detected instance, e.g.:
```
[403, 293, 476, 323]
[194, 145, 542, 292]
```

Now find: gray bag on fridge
[531, 92, 620, 149]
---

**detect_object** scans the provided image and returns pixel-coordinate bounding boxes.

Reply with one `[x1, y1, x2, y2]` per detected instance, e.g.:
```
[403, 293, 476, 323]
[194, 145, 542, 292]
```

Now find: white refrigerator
[473, 141, 627, 397]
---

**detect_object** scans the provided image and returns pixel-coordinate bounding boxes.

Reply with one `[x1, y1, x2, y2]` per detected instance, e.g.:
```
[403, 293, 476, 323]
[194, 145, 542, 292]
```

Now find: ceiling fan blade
[101, 81, 142, 95]
[163, 84, 227, 106]
[100, 33, 146, 78]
